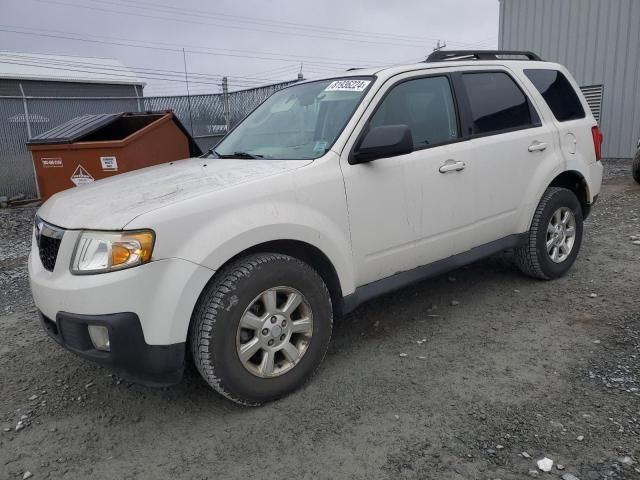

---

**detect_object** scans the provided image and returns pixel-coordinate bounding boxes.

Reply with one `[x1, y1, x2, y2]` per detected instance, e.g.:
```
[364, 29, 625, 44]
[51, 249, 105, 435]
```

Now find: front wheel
[515, 187, 584, 280]
[190, 253, 332, 406]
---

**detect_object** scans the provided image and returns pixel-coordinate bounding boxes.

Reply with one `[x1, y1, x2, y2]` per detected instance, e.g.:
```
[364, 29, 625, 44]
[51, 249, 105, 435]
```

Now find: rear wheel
[515, 187, 584, 280]
[190, 253, 332, 406]
[632, 150, 640, 184]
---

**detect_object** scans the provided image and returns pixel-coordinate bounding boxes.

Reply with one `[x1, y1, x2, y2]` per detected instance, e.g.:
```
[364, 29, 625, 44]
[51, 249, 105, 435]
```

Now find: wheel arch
[240, 240, 344, 315]
[547, 170, 591, 218]
[196, 239, 347, 319]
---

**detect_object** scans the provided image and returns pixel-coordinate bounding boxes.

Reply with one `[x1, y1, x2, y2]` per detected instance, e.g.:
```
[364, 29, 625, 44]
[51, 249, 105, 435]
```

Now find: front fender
[131, 195, 355, 297]
[195, 212, 355, 297]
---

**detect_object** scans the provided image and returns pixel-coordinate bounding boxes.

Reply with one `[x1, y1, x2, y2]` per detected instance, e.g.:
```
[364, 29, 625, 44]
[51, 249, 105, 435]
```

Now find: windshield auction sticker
[324, 79, 371, 92]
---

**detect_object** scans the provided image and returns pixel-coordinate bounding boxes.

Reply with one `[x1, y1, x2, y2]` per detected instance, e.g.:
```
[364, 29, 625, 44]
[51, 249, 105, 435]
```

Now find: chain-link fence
[0, 80, 297, 199]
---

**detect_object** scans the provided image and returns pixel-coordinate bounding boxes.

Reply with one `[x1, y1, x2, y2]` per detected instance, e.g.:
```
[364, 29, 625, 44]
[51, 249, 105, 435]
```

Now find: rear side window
[462, 72, 535, 135]
[524, 69, 585, 122]
[369, 76, 459, 148]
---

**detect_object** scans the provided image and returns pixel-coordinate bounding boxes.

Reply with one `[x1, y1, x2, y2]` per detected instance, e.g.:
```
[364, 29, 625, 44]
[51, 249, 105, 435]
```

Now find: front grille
[35, 216, 65, 272]
[38, 235, 62, 271]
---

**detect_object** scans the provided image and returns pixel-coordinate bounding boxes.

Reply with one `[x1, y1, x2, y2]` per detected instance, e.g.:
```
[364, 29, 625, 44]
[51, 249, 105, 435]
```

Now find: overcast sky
[0, 0, 499, 96]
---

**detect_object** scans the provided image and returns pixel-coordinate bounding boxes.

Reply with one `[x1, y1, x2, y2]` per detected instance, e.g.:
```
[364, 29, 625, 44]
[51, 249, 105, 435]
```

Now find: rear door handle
[439, 160, 466, 173]
[528, 141, 548, 152]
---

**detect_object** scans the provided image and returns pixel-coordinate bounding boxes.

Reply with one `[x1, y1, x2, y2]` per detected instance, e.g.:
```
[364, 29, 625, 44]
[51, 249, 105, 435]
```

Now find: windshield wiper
[218, 151, 264, 159]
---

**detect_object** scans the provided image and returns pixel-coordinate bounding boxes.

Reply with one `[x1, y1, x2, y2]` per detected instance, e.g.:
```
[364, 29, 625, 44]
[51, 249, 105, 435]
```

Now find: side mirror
[350, 125, 414, 164]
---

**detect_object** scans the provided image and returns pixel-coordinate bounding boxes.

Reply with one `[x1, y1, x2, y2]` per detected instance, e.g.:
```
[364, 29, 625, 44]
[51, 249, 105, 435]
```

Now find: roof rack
[425, 50, 542, 63]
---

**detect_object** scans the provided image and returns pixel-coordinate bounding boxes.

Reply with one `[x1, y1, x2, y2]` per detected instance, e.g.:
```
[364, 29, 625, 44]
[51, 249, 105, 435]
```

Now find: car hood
[38, 157, 312, 230]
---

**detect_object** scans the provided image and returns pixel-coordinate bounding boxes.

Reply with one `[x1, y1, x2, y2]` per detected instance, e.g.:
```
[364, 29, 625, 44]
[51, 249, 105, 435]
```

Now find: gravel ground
[1, 159, 639, 480]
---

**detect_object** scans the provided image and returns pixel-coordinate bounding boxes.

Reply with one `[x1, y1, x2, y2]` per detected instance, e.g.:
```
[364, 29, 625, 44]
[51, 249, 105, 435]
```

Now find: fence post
[222, 76, 230, 132]
[135, 85, 142, 112]
[18, 83, 32, 139]
[19, 83, 41, 199]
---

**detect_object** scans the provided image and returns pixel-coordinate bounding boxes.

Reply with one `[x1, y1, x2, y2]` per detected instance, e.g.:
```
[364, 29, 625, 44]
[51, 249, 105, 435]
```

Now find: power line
[37, 0, 440, 49]
[85, 0, 490, 48]
[0, 58, 294, 95]
[247, 64, 302, 78]
[0, 52, 306, 94]
[0, 24, 385, 68]
[0, 52, 292, 84]
[0, 58, 276, 88]
[0, 52, 352, 95]
[0, 59, 213, 86]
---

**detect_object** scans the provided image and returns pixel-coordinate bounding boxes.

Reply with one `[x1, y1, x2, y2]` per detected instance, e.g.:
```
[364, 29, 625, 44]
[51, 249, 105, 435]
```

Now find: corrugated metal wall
[0, 98, 34, 198]
[0, 79, 140, 97]
[499, 0, 640, 158]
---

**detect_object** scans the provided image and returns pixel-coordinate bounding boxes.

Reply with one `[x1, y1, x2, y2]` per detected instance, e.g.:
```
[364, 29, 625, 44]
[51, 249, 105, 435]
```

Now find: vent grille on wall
[580, 84, 604, 124]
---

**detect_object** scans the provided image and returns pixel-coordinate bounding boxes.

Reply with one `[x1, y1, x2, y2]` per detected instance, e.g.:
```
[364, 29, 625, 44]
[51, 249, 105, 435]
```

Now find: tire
[189, 253, 332, 406]
[633, 150, 640, 184]
[515, 187, 584, 280]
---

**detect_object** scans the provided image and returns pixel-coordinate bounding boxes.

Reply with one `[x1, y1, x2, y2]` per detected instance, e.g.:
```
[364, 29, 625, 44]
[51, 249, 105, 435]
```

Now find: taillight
[591, 126, 603, 161]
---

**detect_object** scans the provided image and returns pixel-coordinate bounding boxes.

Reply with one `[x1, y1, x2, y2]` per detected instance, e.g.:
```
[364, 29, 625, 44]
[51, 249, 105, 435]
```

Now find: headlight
[71, 230, 155, 274]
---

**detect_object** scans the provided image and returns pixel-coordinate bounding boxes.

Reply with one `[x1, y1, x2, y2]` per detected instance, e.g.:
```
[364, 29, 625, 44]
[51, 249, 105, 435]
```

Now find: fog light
[88, 325, 110, 352]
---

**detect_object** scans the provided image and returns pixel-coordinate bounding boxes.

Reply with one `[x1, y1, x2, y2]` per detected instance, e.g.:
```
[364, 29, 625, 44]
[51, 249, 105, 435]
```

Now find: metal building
[499, 0, 640, 159]
[0, 52, 145, 97]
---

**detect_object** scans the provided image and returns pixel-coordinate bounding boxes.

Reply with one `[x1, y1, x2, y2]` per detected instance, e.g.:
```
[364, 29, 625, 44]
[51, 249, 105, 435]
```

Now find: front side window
[524, 69, 585, 122]
[213, 77, 373, 160]
[462, 72, 534, 135]
[369, 76, 459, 148]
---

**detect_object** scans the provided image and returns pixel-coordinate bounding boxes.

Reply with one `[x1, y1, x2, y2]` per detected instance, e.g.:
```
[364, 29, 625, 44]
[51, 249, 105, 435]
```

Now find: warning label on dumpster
[41, 157, 63, 168]
[100, 156, 118, 171]
[70, 165, 94, 186]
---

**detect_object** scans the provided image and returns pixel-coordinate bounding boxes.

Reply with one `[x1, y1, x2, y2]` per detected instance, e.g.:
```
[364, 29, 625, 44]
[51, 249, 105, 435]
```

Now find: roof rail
[425, 50, 542, 63]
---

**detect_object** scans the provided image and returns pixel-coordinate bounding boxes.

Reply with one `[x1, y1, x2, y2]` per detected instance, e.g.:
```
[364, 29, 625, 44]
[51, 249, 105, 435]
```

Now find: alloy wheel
[546, 207, 576, 263]
[236, 286, 313, 378]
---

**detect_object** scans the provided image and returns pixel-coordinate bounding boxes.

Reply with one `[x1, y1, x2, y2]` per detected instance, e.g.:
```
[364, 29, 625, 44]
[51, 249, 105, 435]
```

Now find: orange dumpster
[27, 111, 201, 200]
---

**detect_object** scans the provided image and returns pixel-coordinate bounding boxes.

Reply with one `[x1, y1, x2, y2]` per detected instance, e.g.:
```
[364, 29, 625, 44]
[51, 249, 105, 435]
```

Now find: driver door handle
[528, 141, 548, 152]
[439, 159, 466, 173]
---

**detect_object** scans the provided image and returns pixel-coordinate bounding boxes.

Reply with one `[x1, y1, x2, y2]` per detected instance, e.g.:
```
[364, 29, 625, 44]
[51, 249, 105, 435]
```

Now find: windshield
[212, 77, 374, 160]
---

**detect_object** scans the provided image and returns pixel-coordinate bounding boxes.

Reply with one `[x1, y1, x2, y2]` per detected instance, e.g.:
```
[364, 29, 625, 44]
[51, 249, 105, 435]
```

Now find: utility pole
[182, 48, 194, 136]
[297, 62, 304, 81]
[433, 40, 447, 51]
[222, 76, 230, 132]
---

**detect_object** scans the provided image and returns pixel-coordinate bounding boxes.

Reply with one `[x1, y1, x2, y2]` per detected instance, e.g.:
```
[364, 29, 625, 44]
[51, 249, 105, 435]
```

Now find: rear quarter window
[461, 71, 536, 135]
[524, 69, 585, 122]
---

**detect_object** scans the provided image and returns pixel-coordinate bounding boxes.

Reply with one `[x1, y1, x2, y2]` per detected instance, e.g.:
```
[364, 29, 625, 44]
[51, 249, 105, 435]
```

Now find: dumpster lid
[27, 111, 202, 156]
[28, 113, 122, 144]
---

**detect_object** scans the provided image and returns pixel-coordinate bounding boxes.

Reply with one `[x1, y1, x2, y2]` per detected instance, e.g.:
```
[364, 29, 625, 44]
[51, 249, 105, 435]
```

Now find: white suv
[29, 51, 603, 405]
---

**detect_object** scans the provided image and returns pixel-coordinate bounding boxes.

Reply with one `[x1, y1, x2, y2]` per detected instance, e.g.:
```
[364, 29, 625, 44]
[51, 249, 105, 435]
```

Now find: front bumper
[29, 228, 214, 345]
[29, 225, 215, 385]
[40, 310, 184, 386]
